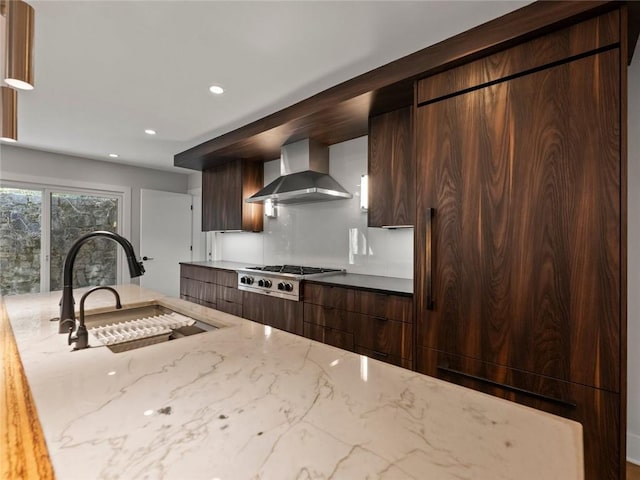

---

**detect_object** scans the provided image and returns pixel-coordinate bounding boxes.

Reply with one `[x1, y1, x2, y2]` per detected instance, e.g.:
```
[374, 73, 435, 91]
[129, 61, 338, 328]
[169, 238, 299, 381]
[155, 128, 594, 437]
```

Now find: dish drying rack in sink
[88, 312, 196, 352]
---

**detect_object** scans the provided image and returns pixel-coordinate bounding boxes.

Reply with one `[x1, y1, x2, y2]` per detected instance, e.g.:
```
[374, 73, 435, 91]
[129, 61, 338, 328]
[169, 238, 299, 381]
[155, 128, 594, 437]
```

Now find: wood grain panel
[217, 285, 242, 304]
[303, 303, 352, 332]
[417, 347, 621, 480]
[215, 299, 242, 317]
[202, 160, 263, 232]
[240, 160, 264, 232]
[216, 270, 238, 289]
[348, 290, 413, 323]
[351, 312, 412, 360]
[303, 323, 355, 352]
[180, 278, 217, 304]
[180, 264, 218, 283]
[415, 50, 620, 391]
[0, 299, 55, 480]
[302, 283, 350, 310]
[368, 106, 415, 227]
[202, 160, 242, 231]
[180, 294, 217, 310]
[242, 291, 303, 335]
[418, 10, 619, 103]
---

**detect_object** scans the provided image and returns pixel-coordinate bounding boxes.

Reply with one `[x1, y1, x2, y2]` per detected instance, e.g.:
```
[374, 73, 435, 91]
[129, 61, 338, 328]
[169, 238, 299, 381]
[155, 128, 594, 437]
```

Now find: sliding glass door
[0, 183, 123, 296]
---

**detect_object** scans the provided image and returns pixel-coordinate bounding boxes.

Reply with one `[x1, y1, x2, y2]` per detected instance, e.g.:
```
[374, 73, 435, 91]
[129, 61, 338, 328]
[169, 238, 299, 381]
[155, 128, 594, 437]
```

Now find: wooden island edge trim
[0, 298, 55, 480]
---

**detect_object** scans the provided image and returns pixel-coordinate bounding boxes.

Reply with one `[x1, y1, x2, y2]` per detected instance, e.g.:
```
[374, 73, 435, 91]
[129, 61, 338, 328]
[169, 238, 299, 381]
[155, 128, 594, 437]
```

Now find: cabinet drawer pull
[436, 365, 576, 408]
[373, 350, 389, 357]
[426, 208, 435, 310]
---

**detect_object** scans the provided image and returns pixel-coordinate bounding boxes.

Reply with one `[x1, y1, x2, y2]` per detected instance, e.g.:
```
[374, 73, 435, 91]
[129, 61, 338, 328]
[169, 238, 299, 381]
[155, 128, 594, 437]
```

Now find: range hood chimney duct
[245, 139, 352, 205]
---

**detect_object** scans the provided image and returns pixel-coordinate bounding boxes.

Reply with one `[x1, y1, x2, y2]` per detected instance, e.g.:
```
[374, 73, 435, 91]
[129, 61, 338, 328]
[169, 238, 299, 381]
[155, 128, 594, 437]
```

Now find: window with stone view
[0, 188, 42, 296]
[49, 193, 119, 291]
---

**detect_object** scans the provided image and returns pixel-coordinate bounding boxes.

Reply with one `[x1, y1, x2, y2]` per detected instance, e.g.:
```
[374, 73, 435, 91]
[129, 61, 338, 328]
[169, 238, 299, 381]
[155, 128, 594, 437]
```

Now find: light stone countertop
[4, 285, 583, 480]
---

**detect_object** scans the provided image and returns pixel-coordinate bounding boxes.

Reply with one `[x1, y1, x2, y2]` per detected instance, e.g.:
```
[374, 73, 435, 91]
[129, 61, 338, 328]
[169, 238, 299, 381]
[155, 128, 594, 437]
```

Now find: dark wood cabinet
[241, 291, 303, 336]
[367, 106, 414, 227]
[302, 282, 413, 367]
[180, 264, 242, 316]
[414, 11, 625, 479]
[303, 323, 355, 352]
[202, 159, 263, 232]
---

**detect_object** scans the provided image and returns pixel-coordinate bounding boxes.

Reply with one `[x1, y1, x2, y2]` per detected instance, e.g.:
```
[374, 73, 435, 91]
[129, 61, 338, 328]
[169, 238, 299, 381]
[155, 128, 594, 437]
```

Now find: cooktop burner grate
[245, 265, 342, 275]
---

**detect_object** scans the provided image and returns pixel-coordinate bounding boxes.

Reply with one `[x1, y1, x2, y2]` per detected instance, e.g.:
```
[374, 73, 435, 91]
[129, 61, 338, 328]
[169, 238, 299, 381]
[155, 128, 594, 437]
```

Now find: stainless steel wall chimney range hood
[245, 139, 352, 205]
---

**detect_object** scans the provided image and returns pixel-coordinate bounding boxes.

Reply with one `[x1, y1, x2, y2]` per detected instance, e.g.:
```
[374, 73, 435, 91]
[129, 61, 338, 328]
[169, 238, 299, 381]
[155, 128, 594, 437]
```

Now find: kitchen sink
[83, 304, 218, 353]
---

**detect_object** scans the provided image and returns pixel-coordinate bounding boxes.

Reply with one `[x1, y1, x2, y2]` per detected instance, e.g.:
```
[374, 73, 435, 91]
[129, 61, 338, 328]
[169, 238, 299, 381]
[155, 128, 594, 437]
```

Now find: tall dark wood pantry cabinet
[414, 10, 627, 480]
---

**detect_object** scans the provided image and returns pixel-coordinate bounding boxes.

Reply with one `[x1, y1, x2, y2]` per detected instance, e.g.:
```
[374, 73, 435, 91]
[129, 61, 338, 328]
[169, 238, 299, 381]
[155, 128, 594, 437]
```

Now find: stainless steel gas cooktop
[235, 265, 344, 301]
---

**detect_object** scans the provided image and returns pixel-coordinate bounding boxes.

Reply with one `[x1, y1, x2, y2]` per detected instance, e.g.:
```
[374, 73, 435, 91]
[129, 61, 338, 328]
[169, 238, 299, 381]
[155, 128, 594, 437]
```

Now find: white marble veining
[5, 285, 583, 480]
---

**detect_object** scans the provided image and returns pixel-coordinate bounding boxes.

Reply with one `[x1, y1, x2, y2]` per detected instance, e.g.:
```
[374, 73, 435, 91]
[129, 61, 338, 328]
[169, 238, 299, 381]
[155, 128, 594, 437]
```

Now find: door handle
[142, 256, 154, 261]
[426, 208, 434, 310]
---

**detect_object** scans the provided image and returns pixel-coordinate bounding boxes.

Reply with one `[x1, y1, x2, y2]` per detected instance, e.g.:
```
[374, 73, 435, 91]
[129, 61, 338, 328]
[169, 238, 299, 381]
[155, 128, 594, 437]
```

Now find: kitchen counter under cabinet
[181, 261, 413, 296]
[2, 285, 583, 479]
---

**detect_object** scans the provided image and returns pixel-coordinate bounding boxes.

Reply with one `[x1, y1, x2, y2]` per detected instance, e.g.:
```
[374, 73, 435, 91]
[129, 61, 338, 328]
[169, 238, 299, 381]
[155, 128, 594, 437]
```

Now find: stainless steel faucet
[58, 231, 144, 334]
[68, 286, 122, 350]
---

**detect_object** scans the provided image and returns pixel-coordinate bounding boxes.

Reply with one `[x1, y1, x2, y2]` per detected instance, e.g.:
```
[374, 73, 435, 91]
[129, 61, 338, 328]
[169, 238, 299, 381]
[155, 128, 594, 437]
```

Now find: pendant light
[1, 85, 17, 142]
[3, 0, 35, 90]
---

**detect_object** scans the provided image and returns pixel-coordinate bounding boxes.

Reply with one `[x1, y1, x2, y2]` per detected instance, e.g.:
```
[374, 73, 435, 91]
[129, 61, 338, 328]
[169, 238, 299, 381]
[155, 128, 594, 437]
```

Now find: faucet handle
[68, 324, 77, 346]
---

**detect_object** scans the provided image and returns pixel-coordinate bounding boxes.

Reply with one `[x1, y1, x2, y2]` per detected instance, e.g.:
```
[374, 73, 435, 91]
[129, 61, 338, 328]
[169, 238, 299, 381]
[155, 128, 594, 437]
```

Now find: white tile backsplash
[216, 136, 413, 279]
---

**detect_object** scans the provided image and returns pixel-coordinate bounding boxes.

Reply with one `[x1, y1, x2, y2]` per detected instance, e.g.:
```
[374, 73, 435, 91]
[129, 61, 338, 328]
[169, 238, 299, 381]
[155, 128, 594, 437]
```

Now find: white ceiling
[13, 1, 529, 173]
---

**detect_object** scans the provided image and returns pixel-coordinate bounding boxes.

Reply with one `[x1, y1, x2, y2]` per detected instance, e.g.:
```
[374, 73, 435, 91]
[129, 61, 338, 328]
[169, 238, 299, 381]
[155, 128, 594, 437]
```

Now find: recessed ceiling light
[209, 85, 224, 95]
[108, 153, 119, 158]
[145, 129, 157, 135]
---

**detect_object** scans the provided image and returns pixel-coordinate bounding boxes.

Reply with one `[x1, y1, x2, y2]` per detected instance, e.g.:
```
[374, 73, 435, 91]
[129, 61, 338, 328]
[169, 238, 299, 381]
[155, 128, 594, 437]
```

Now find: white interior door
[140, 189, 192, 297]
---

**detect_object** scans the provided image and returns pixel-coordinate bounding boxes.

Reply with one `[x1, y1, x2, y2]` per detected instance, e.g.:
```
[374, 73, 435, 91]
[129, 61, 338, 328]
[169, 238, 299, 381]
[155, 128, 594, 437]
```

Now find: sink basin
[83, 304, 218, 353]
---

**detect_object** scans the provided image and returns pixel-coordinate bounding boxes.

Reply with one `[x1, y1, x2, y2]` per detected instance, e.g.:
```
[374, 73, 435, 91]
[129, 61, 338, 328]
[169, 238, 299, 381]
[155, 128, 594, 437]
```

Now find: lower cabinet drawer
[180, 294, 216, 310]
[216, 270, 237, 288]
[349, 290, 413, 323]
[355, 345, 412, 369]
[215, 299, 242, 317]
[180, 265, 217, 283]
[351, 312, 412, 359]
[303, 322, 355, 352]
[303, 283, 350, 309]
[218, 285, 242, 304]
[180, 278, 217, 303]
[303, 303, 351, 331]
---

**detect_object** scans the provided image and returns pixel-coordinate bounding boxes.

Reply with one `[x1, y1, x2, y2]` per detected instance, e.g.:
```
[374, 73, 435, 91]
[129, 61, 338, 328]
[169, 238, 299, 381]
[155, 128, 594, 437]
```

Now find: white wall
[627, 55, 640, 465]
[0, 145, 189, 260]
[215, 136, 414, 279]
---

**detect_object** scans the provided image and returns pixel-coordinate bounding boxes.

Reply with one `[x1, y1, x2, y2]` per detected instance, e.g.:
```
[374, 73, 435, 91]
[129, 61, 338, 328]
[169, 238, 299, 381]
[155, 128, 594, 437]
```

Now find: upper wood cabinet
[367, 106, 414, 228]
[202, 159, 263, 232]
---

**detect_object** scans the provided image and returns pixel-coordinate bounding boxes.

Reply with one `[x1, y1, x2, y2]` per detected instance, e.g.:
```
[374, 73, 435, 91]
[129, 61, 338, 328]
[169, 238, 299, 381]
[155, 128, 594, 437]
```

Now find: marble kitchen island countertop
[3, 285, 583, 480]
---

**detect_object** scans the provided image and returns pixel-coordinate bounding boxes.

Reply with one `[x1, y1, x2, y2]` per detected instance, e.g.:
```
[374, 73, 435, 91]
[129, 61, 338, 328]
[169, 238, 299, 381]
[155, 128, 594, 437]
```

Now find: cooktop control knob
[275, 282, 294, 291]
[258, 279, 264, 287]
[263, 279, 272, 288]
[243, 276, 254, 285]
[240, 276, 247, 284]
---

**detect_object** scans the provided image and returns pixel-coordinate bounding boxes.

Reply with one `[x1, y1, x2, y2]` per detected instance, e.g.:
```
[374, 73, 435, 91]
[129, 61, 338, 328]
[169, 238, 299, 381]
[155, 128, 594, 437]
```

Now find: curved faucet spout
[59, 231, 144, 334]
[69, 286, 123, 350]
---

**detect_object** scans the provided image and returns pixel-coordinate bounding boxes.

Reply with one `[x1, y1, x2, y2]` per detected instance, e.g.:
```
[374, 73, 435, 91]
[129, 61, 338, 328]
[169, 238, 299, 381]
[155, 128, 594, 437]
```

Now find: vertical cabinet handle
[426, 208, 435, 310]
